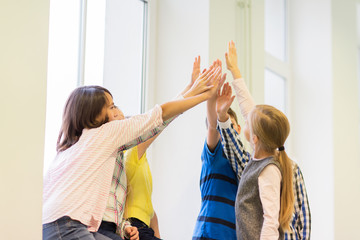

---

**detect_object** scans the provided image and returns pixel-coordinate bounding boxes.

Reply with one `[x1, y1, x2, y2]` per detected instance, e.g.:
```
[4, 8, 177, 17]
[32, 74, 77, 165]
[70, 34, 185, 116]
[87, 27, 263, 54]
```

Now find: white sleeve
[231, 78, 255, 118]
[258, 164, 282, 240]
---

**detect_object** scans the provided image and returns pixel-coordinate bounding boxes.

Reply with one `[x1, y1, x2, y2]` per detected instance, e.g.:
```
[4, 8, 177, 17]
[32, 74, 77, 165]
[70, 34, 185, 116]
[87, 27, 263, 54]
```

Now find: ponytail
[277, 150, 294, 231]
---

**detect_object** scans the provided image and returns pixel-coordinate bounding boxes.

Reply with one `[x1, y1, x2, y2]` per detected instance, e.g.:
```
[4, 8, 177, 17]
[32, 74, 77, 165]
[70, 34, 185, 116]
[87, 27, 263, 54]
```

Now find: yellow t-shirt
[124, 146, 154, 226]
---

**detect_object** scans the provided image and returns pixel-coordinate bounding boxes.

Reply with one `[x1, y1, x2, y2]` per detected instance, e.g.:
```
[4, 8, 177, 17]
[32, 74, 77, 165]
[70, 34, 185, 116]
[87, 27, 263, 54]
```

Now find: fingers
[191, 55, 201, 83]
[193, 56, 200, 71]
[227, 95, 235, 108]
[128, 227, 139, 240]
[219, 82, 233, 99]
[221, 82, 229, 96]
[218, 73, 227, 89]
[202, 66, 221, 83]
[209, 67, 222, 85]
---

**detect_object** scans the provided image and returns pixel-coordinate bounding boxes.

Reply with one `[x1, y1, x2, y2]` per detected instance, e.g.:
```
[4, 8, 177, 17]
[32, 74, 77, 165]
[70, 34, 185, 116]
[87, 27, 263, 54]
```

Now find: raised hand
[216, 82, 235, 122]
[191, 56, 201, 84]
[225, 40, 242, 79]
[180, 56, 202, 97]
[208, 59, 226, 100]
[184, 65, 222, 98]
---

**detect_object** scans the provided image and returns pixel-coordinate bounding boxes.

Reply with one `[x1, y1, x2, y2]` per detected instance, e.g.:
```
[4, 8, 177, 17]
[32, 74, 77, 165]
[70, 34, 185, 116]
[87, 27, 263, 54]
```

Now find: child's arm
[178, 56, 201, 97]
[292, 164, 311, 239]
[116, 65, 222, 152]
[216, 83, 250, 180]
[161, 65, 222, 121]
[225, 40, 255, 118]
[206, 60, 226, 151]
[136, 116, 173, 158]
[259, 165, 282, 239]
[150, 211, 161, 238]
[137, 56, 205, 157]
[218, 119, 250, 181]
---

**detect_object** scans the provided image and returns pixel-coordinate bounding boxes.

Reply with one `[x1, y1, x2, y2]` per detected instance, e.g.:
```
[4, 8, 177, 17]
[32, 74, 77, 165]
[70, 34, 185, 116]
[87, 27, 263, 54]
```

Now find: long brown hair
[249, 104, 294, 231]
[56, 86, 112, 152]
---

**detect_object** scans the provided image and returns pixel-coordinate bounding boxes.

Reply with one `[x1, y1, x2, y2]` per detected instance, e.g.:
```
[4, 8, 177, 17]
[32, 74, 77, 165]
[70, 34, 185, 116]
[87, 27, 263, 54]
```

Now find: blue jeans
[43, 216, 112, 240]
[98, 221, 124, 240]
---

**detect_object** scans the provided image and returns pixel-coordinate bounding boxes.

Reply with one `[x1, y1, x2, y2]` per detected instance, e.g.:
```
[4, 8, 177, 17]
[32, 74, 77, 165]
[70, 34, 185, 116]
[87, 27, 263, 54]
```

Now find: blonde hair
[249, 104, 294, 231]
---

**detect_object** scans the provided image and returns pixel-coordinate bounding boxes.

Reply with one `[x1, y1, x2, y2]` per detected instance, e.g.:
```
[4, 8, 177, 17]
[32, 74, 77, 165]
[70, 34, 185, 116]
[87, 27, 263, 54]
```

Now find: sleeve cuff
[232, 77, 244, 84]
[217, 117, 232, 129]
[119, 220, 132, 238]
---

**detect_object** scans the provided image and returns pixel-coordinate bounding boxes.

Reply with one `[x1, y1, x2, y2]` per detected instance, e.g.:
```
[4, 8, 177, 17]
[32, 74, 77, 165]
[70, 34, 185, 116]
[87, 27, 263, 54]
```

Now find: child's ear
[252, 135, 259, 145]
[236, 124, 241, 134]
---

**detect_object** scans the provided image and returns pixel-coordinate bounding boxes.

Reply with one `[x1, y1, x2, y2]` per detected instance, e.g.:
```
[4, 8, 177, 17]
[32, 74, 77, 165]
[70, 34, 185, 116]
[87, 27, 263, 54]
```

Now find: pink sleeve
[231, 78, 256, 118]
[258, 164, 282, 240]
[98, 105, 163, 149]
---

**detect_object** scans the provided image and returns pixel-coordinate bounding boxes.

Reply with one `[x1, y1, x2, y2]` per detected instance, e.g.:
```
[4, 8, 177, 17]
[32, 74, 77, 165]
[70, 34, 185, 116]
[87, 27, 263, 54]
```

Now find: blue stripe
[192, 238, 217, 240]
[197, 216, 236, 229]
[202, 195, 235, 206]
[200, 173, 237, 186]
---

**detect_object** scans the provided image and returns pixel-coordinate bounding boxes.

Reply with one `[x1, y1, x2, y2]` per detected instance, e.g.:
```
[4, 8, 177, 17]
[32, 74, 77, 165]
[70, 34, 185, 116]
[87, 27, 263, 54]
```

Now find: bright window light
[103, 0, 146, 116]
[44, 0, 80, 173]
[44, 0, 148, 174]
[265, 0, 286, 61]
[264, 68, 286, 113]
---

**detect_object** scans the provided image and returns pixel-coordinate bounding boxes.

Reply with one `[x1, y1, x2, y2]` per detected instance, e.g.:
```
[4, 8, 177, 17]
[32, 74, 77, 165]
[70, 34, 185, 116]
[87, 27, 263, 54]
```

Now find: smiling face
[96, 92, 125, 123]
[109, 106, 124, 121]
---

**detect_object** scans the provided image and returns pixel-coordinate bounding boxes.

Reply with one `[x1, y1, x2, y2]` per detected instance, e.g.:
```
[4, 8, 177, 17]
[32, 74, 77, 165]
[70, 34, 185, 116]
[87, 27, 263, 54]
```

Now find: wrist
[181, 83, 193, 97]
[217, 112, 229, 122]
[182, 89, 194, 98]
[231, 68, 242, 79]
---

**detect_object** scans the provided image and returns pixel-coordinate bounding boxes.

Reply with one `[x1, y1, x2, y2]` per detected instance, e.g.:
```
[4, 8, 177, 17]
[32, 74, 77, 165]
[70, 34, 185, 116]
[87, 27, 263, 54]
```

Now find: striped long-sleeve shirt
[103, 115, 177, 237]
[43, 105, 163, 232]
[218, 78, 311, 239]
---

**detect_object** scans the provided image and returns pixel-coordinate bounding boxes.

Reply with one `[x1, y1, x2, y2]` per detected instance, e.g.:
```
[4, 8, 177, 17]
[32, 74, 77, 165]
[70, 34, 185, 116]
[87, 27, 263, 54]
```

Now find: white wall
[289, 0, 334, 239]
[151, 0, 360, 239]
[290, 0, 360, 239]
[0, 1, 49, 239]
[148, 0, 264, 239]
[332, 0, 360, 238]
[147, 1, 209, 239]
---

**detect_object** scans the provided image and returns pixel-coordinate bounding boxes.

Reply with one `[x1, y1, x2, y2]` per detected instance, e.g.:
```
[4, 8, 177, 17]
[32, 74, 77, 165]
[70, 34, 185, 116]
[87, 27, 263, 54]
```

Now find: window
[357, 3, 360, 135]
[44, 0, 148, 173]
[357, 3, 360, 110]
[264, 0, 289, 114]
[264, 69, 286, 113]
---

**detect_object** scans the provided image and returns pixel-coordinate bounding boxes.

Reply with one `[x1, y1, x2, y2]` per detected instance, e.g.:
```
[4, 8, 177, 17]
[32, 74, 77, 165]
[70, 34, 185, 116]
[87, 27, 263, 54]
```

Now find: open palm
[216, 82, 235, 117]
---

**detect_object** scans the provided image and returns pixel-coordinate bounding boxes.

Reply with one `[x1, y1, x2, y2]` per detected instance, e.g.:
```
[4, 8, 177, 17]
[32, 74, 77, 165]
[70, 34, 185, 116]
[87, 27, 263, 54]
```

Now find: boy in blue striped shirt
[192, 58, 239, 240]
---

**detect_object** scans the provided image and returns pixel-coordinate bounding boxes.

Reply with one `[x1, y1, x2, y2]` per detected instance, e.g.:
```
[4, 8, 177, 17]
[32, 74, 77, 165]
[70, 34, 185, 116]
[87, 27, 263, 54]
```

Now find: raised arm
[161, 66, 222, 121]
[206, 59, 226, 151]
[225, 41, 255, 118]
[137, 57, 206, 157]
[118, 63, 222, 152]
[216, 83, 250, 180]
[178, 56, 201, 97]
